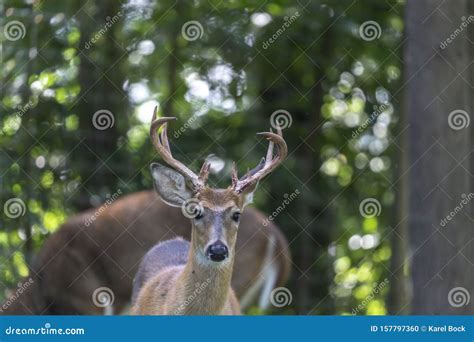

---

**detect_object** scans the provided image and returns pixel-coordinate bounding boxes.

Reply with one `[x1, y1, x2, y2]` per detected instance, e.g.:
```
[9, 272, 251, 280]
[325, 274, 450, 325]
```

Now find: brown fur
[132, 187, 246, 315]
[1, 190, 291, 315]
[132, 238, 240, 315]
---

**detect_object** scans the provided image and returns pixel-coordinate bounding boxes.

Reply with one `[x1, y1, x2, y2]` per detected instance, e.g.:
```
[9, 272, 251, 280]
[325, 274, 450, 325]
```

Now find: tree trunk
[72, 0, 124, 210]
[403, 0, 473, 314]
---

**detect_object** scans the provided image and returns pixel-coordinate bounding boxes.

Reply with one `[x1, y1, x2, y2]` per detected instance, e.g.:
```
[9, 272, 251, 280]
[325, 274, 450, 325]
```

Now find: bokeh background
[1, 0, 472, 315]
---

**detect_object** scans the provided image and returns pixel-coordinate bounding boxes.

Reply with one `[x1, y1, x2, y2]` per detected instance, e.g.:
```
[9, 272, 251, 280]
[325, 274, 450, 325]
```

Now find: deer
[1, 194, 290, 315]
[1, 124, 291, 316]
[131, 111, 287, 315]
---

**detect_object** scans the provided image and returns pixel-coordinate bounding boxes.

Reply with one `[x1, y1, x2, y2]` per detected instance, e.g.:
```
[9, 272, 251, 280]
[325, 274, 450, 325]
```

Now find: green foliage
[0, 0, 403, 314]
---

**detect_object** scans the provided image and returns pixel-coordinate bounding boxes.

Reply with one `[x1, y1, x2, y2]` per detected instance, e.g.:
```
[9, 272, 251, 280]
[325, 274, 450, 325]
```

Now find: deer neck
[174, 233, 234, 315]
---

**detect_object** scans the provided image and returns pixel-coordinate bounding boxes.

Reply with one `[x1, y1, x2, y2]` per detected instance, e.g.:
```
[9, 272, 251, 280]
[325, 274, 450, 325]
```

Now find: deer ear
[240, 181, 259, 208]
[150, 163, 193, 207]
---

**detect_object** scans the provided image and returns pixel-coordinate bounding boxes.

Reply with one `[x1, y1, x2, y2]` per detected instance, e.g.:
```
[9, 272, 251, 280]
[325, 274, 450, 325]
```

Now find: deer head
[149, 108, 287, 265]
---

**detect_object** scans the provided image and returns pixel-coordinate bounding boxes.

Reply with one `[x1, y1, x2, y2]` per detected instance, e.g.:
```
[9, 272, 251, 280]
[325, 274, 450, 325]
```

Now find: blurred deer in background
[132, 112, 287, 315]
[1, 116, 291, 315]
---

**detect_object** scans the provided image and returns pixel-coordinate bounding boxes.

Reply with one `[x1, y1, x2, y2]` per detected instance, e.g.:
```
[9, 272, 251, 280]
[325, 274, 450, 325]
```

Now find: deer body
[132, 238, 239, 315]
[131, 112, 287, 315]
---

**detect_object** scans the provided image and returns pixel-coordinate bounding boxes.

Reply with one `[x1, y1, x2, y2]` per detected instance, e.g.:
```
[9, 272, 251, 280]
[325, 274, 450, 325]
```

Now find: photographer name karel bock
[370, 324, 467, 333]
[426, 325, 466, 332]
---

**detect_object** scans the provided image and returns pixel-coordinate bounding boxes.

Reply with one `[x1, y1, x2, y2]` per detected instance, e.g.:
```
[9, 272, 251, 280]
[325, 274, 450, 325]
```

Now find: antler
[232, 127, 288, 193]
[150, 107, 210, 193]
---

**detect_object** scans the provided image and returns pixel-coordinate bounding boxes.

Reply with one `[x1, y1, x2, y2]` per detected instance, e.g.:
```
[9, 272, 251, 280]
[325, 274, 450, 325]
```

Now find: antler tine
[239, 157, 265, 180]
[150, 108, 204, 192]
[198, 161, 211, 184]
[265, 128, 274, 167]
[233, 129, 287, 193]
[160, 121, 171, 154]
[231, 162, 238, 188]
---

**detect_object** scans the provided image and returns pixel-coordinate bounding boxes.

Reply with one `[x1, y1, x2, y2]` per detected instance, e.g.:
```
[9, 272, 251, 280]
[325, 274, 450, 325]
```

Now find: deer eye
[231, 211, 241, 222]
[194, 210, 204, 220]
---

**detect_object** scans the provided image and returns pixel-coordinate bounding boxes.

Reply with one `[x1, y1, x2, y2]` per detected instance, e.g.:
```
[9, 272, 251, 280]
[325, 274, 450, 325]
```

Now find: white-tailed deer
[1, 127, 291, 316]
[1, 196, 290, 315]
[131, 112, 287, 315]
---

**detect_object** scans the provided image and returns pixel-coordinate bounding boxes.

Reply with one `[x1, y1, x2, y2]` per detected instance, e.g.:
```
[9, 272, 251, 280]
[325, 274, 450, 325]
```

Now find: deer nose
[206, 241, 228, 262]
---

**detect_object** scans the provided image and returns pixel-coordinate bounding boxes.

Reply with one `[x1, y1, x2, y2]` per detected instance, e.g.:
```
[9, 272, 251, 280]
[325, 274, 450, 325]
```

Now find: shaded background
[0, 0, 472, 315]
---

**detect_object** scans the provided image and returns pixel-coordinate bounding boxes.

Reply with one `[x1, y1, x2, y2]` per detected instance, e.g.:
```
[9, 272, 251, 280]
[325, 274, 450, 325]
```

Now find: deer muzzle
[206, 241, 229, 262]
